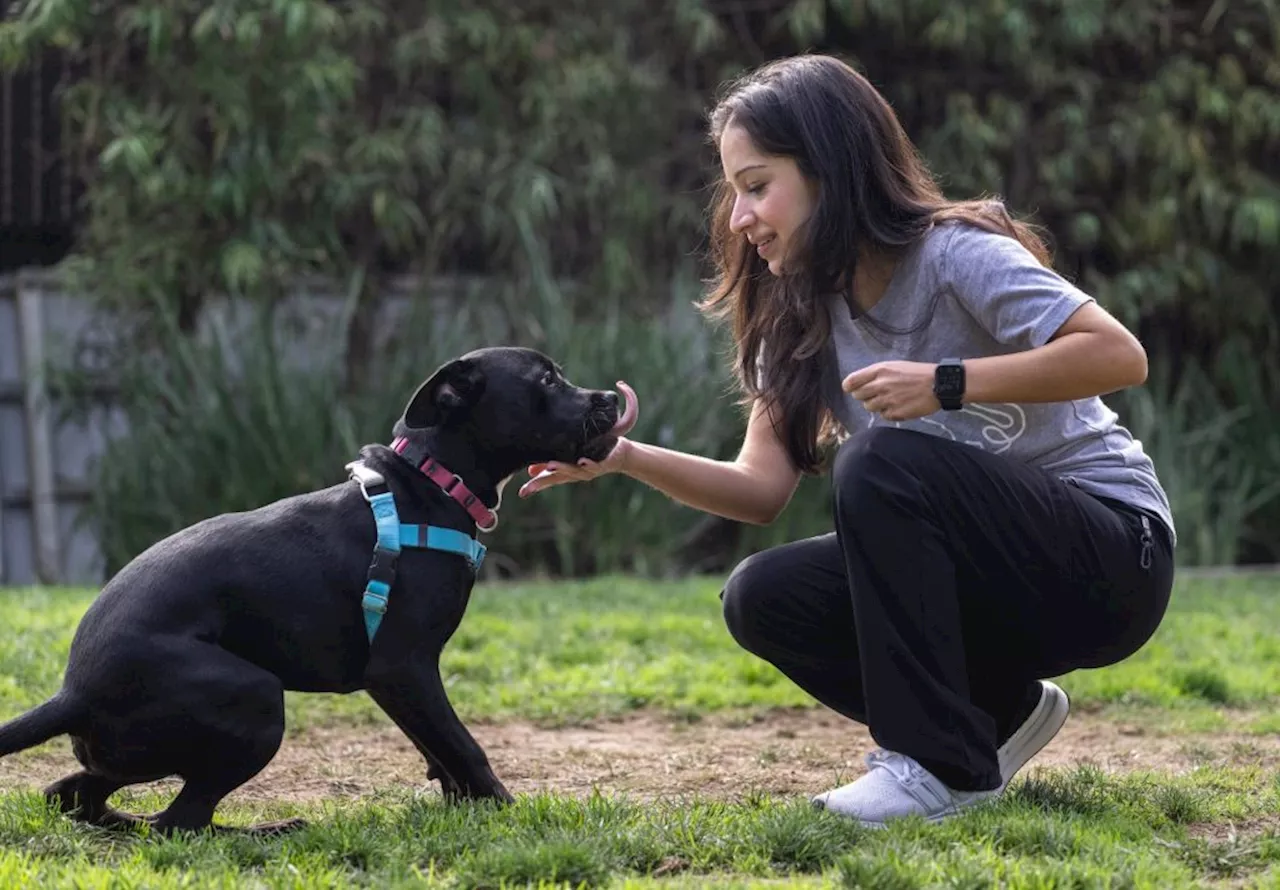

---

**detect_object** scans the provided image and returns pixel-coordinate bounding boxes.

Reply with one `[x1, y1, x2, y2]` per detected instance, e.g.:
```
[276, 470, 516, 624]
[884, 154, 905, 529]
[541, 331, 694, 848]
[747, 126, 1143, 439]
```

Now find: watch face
[937, 365, 964, 394]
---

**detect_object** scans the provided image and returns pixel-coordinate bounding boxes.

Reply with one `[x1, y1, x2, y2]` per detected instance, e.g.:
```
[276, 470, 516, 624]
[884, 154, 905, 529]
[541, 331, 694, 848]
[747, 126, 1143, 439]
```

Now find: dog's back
[65, 482, 382, 696]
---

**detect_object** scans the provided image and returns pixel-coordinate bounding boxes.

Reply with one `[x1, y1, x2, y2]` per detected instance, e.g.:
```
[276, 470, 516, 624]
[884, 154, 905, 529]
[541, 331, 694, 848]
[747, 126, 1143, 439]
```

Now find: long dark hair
[700, 54, 1051, 474]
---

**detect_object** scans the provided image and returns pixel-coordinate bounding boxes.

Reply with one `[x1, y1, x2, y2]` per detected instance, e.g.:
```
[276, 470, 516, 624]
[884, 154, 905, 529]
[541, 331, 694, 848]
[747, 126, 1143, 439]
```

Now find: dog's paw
[439, 780, 513, 806]
[472, 780, 515, 805]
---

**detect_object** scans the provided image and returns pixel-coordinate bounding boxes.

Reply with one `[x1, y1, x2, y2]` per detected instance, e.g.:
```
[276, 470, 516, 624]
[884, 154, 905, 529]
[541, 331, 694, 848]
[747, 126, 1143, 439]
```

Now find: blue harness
[347, 460, 487, 642]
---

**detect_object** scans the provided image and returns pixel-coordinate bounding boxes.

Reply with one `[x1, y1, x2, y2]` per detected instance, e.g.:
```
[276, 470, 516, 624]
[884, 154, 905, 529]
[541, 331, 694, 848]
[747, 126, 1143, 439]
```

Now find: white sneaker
[811, 749, 998, 828]
[996, 680, 1070, 789]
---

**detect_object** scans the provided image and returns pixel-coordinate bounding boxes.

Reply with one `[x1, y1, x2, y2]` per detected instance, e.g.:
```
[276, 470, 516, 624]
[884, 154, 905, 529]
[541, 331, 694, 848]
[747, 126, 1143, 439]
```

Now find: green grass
[2, 573, 1278, 731]
[0, 572, 1278, 887]
[0, 766, 1278, 887]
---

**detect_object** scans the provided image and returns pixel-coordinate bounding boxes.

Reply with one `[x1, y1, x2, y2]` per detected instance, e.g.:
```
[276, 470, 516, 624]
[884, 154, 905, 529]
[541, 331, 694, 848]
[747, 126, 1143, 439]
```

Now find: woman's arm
[962, 301, 1148, 404]
[519, 396, 802, 526]
[842, 302, 1148, 421]
[839, 303, 1152, 420]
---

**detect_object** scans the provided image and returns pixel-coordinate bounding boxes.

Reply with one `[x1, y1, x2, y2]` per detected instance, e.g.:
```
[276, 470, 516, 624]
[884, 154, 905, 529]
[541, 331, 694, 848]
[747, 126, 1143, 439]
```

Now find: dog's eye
[541, 370, 557, 388]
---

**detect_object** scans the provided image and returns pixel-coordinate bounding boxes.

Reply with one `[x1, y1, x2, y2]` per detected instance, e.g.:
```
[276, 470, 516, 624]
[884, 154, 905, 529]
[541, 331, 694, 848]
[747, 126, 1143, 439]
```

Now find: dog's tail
[0, 692, 81, 758]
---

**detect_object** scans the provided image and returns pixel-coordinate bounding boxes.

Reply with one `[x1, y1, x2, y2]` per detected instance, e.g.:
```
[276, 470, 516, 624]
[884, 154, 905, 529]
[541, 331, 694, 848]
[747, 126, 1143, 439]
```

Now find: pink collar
[390, 437, 498, 532]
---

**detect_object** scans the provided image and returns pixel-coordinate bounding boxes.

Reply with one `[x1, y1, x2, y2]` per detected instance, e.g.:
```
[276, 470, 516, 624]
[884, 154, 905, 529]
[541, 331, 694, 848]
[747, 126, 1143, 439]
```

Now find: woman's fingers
[519, 462, 592, 498]
[518, 472, 556, 498]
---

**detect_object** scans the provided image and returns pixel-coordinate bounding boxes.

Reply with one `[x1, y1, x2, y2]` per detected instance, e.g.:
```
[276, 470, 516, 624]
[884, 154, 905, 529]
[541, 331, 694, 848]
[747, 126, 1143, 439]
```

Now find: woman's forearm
[621, 441, 795, 525]
[964, 330, 1148, 405]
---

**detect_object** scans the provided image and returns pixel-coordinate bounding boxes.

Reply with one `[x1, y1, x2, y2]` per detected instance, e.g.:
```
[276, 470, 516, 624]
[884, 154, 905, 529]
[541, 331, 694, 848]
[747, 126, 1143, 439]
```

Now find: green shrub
[6, 0, 1278, 567]
[58, 270, 833, 578]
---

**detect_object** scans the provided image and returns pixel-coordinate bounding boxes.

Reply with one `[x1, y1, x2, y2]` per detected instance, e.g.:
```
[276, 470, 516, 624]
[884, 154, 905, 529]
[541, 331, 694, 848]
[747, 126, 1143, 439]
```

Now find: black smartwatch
[933, 358, 965, 411]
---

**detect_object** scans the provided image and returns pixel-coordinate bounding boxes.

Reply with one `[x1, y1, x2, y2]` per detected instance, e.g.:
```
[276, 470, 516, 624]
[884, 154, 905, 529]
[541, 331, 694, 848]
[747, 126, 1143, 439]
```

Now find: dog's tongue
[609, 381, 638, 437]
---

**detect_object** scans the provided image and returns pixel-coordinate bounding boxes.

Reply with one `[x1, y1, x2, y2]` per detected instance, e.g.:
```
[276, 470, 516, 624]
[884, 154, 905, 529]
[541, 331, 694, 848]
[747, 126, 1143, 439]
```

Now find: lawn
[0, 572, 1276, 888]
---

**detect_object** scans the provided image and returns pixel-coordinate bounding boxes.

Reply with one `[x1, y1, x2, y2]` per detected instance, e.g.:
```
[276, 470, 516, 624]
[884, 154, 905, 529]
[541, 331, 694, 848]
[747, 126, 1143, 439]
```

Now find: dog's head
[393, 347, 629, 480]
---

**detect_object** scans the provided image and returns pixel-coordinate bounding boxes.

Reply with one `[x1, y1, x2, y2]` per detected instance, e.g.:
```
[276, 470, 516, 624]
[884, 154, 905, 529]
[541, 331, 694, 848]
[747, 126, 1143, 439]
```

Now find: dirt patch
[1, 708, 1277, 805]
[1186, 814, 1280, 845]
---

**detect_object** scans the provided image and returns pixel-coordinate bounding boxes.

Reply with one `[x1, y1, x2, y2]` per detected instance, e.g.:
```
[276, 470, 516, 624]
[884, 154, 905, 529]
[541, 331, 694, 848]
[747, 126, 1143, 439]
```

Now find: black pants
[720, 427, 1174, 792]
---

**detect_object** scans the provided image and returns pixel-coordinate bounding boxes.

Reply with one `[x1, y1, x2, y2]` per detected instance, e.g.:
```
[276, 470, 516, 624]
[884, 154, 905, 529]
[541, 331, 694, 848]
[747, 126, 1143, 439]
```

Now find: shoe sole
[853, 808, 960, 830]
[848, 794, 999, 830]
[996, 680, 1070, 787]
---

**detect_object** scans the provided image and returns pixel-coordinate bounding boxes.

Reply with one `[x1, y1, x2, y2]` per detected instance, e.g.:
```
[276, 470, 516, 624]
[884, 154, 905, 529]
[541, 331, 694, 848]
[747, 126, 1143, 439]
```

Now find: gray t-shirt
[819, 220, 1176, 542]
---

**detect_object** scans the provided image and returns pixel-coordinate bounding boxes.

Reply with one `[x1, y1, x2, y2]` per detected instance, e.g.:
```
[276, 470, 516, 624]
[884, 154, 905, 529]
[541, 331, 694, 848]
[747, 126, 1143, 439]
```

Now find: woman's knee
[834, 427, 926, 482]
[832, 427, 938, 508]
[720, 551, 781, 653]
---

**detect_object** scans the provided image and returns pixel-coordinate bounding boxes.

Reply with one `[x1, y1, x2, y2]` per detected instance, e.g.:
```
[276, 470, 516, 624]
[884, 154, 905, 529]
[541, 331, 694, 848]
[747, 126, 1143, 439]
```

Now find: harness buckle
[362, 589, 388, 615]
[345, 460, 386, 503]
[420, 459, 465, 496]
[367, 546, 399, 586]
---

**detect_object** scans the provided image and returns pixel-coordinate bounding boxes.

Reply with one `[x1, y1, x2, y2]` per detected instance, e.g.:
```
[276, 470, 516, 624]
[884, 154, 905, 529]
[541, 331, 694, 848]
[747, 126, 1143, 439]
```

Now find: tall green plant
[7, 0, 1280, 565]
[57, 304, 373, 574]
[1113, 357, 1280, 567]
[51, 271, 768, 579]
[0, 0, 727, 327]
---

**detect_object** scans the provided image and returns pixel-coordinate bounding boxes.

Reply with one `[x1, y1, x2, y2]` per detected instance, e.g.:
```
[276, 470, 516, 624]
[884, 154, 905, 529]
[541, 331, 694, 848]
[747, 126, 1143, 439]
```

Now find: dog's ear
[401, 358, 487, 429]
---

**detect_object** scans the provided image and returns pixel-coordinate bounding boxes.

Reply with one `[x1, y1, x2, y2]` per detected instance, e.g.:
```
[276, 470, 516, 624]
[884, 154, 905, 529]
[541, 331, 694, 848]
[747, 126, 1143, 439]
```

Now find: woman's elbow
[1094, 326, 1148, 392]
[1120, 334, 1149, 388]
[742, 508, 780, 526]
[744, 491, 793, 526]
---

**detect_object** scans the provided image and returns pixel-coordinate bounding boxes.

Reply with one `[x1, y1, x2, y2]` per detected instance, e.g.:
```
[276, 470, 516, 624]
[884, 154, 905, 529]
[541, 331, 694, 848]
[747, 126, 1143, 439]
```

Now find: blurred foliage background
[1, 0, 1277, 577]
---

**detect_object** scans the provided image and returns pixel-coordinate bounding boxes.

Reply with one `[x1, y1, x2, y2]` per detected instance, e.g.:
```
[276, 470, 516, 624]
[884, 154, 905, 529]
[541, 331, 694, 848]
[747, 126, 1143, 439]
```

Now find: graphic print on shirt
[871, 402, 1029, 455]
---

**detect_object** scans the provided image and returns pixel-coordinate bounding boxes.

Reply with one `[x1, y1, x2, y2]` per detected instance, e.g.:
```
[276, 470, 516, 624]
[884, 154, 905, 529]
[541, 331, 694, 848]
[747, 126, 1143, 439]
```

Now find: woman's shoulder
[881, 215, 1047, 305]
[924, 217, 1021, 253]
[915, 217, 1046, 281]
[892, 219, 978, 280]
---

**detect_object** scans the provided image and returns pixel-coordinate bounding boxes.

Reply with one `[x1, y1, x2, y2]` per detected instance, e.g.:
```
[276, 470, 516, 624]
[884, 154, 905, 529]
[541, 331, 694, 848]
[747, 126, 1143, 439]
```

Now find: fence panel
[0, 271, 118, 586]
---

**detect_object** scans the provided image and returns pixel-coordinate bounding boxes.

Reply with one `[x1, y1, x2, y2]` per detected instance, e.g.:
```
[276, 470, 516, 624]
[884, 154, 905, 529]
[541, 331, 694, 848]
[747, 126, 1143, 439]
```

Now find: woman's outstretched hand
[518, 381, 639, 498]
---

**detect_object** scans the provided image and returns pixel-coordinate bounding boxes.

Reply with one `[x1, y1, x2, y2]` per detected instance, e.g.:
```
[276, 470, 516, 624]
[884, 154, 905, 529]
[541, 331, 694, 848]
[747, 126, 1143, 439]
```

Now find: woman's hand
[518, 380, 639, 498]
[842, 361, 941, 421]
[517, 438, 635, 498]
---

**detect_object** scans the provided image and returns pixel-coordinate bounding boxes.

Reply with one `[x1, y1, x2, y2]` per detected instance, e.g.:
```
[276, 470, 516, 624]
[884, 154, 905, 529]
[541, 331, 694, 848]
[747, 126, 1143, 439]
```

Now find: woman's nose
[729, 197, 754, 234]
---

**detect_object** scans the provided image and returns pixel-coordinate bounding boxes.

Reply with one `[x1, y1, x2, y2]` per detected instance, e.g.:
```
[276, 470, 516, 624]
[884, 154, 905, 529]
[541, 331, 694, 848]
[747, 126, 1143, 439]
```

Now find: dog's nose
[594, 391, 619, 410]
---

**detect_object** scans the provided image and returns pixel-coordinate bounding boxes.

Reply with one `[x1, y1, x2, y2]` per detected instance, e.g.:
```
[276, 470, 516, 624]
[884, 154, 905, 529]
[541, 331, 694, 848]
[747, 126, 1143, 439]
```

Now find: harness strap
[360, 489, 400, 642]
[400, 524, 487, 567]
[347, 460, 486, 642]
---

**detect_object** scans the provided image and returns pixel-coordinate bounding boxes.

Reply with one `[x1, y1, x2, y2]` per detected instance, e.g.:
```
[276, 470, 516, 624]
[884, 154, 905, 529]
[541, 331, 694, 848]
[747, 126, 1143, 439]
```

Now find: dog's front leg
[366, 661, 513, 804]
[386, 711, 464, 799]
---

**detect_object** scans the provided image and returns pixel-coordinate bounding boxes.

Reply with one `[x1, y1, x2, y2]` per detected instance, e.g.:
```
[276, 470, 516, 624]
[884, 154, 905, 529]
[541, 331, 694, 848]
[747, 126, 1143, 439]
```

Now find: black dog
[0, 346, 634, 834]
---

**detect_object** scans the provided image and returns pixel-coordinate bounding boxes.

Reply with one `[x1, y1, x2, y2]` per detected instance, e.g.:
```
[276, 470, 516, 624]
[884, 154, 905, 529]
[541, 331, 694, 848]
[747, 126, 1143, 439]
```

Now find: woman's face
[719, 122, 817, 276]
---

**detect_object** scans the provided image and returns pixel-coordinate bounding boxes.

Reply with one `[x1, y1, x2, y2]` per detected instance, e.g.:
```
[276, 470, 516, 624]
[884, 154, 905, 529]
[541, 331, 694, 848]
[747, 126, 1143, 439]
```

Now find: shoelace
[865, 749, 928, 785]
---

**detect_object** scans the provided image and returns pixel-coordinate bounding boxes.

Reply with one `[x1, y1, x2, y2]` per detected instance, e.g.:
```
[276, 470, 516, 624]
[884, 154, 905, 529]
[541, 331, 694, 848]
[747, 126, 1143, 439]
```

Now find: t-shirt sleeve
[943, 224, 1095, 350]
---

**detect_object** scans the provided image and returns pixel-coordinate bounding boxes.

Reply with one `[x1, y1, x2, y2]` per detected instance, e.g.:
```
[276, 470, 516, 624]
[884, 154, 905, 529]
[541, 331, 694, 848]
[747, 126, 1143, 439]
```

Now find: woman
[519, 53, 1175, 827]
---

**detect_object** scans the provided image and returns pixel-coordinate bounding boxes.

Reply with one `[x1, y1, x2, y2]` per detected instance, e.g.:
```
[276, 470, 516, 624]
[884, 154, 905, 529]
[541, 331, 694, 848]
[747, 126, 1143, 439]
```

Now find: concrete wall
[0, 270, 114, 585]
